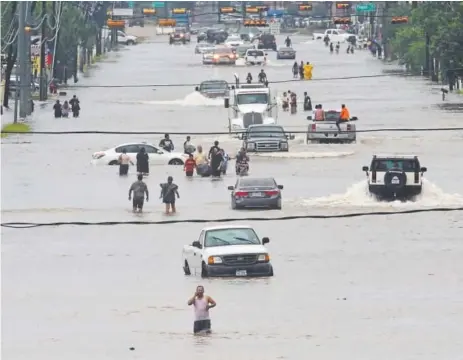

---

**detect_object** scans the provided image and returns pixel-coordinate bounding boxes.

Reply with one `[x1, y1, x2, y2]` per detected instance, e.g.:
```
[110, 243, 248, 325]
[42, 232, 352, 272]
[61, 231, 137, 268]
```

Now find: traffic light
[142, 8, 156, 15]
[172, 8, 187, 14]
[158, 18, 176, 26]
[245, 7, 259, 13]
[243, 19, 268, 27]
[299, 4, 313, 11]
[333, 17, 351, 25]
[220, 7, 236, 14]
[107, 19, 125, 28]
[336, 3, 351, 10]
[391, 16, 408, 24]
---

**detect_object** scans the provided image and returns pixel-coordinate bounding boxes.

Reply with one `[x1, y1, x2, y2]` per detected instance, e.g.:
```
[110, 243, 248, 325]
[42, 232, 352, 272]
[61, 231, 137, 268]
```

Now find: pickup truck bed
[306, 121, 356, 144]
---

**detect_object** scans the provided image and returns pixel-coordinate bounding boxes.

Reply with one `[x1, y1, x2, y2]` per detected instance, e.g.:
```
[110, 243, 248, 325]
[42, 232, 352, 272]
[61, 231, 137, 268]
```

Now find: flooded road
[2, 32, 463, 359]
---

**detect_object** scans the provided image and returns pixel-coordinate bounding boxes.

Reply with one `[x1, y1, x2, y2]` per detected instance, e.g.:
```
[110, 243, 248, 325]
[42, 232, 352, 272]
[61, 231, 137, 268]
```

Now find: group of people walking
[53, 95, 80, 118]
[281, 91, 313, 114]
[292, 61, 313, 80]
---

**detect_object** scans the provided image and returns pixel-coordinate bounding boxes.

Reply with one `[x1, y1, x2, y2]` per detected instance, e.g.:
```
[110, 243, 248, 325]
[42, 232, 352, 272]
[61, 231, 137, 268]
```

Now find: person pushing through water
[188, 285, 216, 334]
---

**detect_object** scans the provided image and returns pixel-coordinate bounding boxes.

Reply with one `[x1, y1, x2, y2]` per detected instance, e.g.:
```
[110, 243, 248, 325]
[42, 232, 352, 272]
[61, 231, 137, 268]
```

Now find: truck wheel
[183, 260, 191, 275]
[201, 262, 209, 278]
[268, 266, 274, 276]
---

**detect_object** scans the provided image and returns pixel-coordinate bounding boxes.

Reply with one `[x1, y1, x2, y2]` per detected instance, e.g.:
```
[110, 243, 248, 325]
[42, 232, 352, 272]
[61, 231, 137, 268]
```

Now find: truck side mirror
[262, 237, 270, 244]
[224, 98, 229, 108]
[195, 86, 199, 91]
[227, 186, 234, 190]
[420, 167, 427, 173]
[192, 241, 202, 249]
[306, 116, 312, 120]
[362, 166, 368, 172]
[350, 116, 358, 121]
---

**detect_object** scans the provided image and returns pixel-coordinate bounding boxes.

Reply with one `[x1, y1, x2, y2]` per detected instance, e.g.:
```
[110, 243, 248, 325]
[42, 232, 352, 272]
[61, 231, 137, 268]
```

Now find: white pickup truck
[306, 110, 358, 144]
[182, 225, 274, 278]
[312, 28, 351, 43]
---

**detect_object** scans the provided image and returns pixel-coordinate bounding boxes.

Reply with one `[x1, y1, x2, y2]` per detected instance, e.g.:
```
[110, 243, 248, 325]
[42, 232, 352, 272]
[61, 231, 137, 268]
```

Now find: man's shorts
[193, 319, 211, 334]
[133, 197, 144, 209]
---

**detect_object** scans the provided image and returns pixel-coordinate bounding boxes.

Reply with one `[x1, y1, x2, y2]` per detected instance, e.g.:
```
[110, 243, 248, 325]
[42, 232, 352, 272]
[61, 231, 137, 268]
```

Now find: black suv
[258, 34, 277, 51]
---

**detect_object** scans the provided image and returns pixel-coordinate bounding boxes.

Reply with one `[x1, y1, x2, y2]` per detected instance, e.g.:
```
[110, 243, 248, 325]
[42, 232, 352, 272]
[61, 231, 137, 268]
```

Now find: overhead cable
[2, 207, 462, 229]
[3, 127, 463, 136]
[66, 74, 415, 89]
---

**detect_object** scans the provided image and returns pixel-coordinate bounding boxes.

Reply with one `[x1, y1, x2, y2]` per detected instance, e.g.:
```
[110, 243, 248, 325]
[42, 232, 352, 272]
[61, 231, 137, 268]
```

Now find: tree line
[387, 1, 463, 82]
[1, 1, 109, 108]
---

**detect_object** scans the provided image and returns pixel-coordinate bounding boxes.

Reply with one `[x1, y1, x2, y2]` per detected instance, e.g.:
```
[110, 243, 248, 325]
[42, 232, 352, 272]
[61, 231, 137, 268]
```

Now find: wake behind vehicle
[362, 155, 427, 201]
[224, 84, 278, 134]
[91, 142, 187, 166]
[276, 47, 296, 60]
[228, 177, 283, 210]
[241, 124, 294, 152]
[182, 225, 274, 277]
[195, 80, 229, 98]
[169, 28, 191, 44]
[245, 49, 267, 65]
[306, 110, 358, 144]
[202, 47, 236, 65]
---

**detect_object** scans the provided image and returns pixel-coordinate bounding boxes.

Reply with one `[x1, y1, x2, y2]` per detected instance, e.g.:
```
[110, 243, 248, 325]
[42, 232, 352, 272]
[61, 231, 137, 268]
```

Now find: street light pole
[18, 1, 28, 119]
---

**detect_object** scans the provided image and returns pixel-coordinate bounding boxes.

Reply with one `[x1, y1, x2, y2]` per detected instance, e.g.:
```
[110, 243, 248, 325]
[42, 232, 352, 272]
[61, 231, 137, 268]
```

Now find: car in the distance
[235, 44, 256, 59]
[257, 33, 277, 51]
[169, 28, 191, 44]
[114, 30, 137, 45]
[182, 225, 274, 277]
[195, 80, 229, 98]
[228, 177, 284, 210]
[276, 46, 296, 60]
[202, 47, 236, 65]
[244, 49, 267, 65]
[225, 34, 244, 48]
[306, 109, 358, 144]
[91, 142, 187, 166]
[195, 42, 215, 54]
[362, 155, 427, 201]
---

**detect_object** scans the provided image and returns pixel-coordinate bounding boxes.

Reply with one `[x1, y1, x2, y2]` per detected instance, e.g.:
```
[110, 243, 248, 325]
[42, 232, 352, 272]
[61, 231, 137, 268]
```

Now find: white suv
[362, 155, 427, 201]
[116, 30, 137, 45]
[245, 49, 266, 65]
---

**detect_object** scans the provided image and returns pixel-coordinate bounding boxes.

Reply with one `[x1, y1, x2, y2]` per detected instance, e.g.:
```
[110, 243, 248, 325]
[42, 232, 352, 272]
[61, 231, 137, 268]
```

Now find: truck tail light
[311, 124, 316, 131]
[346, 124, 352, 132]
[414, 171, 419, 183]
[265, 190, 279, 196]
[371, 171, 376, 183]
[235, 191, 248, 197]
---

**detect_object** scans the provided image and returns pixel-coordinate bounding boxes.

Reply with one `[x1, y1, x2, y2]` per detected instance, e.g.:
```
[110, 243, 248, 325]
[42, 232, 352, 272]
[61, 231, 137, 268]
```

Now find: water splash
[141, 92, 224, 107]
[302, 179, 463, 208]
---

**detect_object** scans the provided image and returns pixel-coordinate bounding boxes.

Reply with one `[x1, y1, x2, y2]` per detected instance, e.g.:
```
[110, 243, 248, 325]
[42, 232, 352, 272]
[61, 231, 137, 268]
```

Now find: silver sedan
[228, 177, 283, 210]
[276, 47, 296, 60]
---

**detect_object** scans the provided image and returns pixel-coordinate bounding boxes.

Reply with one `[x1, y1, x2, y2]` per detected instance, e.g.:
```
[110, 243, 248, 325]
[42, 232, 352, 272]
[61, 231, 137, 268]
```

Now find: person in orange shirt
[337, 104, 350, 131]
[184, 154, 196, 177]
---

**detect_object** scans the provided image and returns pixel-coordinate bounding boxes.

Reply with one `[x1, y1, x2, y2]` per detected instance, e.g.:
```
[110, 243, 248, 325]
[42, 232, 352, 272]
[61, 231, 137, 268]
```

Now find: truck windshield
[205, 228, 261, 247]
[237, 93, 268, 104]
[249, 126, 285, 138]
[372, 159, 419, 171]
[200, 82, 227, 91]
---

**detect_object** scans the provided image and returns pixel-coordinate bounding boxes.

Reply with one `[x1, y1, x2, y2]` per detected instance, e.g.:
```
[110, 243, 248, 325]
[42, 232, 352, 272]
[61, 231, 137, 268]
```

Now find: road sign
[112, 8, 133, 17]
[356, 3, 376, 12]
[153, 2, 165, 8]
[128, 1, 134, 8]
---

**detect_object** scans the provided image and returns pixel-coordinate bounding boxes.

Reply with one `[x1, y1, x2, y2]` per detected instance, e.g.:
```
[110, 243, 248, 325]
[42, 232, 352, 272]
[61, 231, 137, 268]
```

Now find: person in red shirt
[184, 154, 196, 177]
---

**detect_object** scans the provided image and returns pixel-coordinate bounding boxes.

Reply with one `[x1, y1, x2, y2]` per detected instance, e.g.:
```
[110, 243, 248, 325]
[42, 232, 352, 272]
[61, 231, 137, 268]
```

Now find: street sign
[128, 1, 134, 8]
[112, 8, 133, 17]
[153, 2, 165, 8]
[356, 3, 376, 12]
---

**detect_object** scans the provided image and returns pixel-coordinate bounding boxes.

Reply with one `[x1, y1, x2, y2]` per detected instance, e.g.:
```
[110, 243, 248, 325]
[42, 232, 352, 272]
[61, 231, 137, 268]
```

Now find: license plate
[236, 270, 247, 276]
[251, 192, 264, 197]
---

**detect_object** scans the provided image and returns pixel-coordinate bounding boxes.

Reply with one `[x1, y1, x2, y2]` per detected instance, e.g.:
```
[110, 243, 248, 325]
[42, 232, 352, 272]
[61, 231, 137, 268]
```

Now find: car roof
[238, 177, 277, 186]
[373, 155, 419, 160]
[203, 225, 254, 231]
[114, 142, 156, 148]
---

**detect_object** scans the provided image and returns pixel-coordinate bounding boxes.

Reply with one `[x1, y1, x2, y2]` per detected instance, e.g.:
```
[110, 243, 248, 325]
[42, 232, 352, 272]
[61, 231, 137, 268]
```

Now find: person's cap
[167, 176, 173, 181]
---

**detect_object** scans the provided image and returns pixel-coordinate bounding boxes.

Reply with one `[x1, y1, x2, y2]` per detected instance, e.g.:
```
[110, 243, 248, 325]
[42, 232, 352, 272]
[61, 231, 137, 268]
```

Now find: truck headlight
[280, 142, 288, 149]
[257, 254, 270, 262]
[208, 256, 222, 265]
[247, 142, 255, 150]
[232, 124, 241, 130]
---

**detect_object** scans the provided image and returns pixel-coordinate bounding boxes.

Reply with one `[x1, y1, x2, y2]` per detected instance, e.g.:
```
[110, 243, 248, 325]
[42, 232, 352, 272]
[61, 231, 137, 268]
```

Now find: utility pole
[18, 1, 28, 119]
[39, 1, 47, 100]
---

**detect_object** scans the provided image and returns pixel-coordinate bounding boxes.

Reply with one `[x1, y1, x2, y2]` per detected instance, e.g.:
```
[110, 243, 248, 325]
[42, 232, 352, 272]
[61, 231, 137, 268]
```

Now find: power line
[2, 207, 462, 229]
[2, 127, 463, 136]
[66, 74, 414, 89]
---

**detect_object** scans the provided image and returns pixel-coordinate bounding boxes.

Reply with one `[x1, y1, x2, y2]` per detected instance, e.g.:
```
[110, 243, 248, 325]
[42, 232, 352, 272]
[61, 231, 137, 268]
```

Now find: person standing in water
[118, 148, 133, 176]
[187, 285, 216, 334]
[160, 176, 180, 214]
[128, 174, 149, 213]
[136, 147, 149, 175]
[53, 100, 62, 118]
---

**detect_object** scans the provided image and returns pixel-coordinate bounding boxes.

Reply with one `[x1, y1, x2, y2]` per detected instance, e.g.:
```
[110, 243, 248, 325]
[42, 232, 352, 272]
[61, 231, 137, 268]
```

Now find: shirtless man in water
[187, 285, 216, 334]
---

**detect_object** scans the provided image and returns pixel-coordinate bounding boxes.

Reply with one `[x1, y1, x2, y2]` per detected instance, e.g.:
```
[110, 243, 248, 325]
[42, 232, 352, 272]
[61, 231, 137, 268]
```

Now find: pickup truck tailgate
[307, 121, 356, 141]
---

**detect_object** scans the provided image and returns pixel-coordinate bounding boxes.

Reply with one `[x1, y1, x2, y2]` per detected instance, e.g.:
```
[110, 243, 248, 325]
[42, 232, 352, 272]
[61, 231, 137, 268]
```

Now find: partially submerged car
[195, 80, 229, 98]
[182, 225, 274, 277]
[362, 155, 427, 201]
[228, 177, 284, 210]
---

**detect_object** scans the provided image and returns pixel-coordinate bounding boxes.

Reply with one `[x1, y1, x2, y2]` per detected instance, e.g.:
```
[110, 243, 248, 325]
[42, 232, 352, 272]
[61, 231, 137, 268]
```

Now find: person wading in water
[187, 285, 216, 334]
[160, 176, 180, 214]
[118, 148, 133, 176]
[128, 174, 149, 213]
